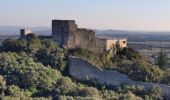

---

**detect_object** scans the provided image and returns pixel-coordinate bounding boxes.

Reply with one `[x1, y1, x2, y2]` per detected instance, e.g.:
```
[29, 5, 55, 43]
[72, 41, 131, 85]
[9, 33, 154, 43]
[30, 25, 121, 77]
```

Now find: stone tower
[52, 20, 77, 47]
[20, 29, 32, 37]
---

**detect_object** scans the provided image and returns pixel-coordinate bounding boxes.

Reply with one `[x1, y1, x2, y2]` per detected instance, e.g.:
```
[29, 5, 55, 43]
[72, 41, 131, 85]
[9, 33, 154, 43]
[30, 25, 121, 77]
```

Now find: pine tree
[157, 49, 168, 69]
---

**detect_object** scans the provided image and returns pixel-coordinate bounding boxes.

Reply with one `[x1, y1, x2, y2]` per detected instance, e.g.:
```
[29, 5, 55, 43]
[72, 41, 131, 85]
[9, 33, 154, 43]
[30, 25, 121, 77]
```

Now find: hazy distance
[1, 0, 170, 31]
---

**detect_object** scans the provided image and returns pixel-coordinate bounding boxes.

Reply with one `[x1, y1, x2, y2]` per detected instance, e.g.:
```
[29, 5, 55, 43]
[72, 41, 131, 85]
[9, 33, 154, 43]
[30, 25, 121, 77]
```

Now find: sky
[1, 0, 170, 31]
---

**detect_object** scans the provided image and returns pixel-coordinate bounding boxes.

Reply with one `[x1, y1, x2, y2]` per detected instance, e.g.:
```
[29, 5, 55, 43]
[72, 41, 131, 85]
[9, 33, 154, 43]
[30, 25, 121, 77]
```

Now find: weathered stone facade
[20, 20, 127, 54]
[52, 20, 127, 54]
[96, 36, 127, 52]
[68, 56, 170, 97]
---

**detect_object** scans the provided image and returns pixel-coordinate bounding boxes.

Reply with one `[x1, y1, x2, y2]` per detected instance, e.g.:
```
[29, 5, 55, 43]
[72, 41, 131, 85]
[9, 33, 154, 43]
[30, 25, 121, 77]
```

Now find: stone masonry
[20, 20, 127, 54]
[52, 20, 127, 54]
[68, 56, 170, 97]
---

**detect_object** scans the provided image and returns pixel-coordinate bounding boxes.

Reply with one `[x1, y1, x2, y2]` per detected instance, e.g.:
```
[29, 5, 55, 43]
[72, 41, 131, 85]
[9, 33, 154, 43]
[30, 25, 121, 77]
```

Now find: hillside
[0, 33, 169, 99]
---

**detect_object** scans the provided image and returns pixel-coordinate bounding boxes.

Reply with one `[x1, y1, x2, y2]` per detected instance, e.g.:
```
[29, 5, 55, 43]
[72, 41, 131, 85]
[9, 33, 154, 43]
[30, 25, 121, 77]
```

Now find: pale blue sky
[1, 0, 170, 31]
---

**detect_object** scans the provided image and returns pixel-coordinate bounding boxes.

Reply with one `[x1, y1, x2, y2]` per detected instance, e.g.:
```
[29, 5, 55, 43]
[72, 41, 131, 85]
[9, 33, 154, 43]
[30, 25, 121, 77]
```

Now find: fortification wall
[68, 56, 170, 97]
[75, 29, 96, 49]
[52, 20, 127, 54]
[94, 38, 107, 53]
[67, 28, 106, 54]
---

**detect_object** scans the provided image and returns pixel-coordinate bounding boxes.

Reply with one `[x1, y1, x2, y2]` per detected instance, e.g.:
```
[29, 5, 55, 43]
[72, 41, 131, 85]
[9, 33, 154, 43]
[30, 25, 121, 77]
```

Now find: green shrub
[35, 46, 66, 71]
[69, 48, 101, 66]
[130, 60, 164, 82]
[2, 39, 27, 52]
[0, 75, 6, 95]
[116, 47, 142, 60]
[0, 52, 61, 90]
[119, 91, 142, 100]
[55, 77, 77, 95]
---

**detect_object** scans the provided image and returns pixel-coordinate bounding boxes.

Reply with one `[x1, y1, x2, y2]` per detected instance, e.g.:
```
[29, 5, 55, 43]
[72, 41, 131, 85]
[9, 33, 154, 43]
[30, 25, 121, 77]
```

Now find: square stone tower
[20, 29, 32, 37]
[52, 20, 77, 46]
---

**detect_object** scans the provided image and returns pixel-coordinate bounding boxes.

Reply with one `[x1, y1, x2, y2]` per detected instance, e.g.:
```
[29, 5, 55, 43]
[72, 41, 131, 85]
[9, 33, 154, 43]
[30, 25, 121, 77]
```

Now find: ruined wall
[104, 39, 127, 51]
[66, 28, 107, 54]
[68, 56, 170, 97]
[52, 20, 127, 54]
[118, 39, 127, 48]
[106, 39, 117, 51]
[94, 38, 107, 53]
[73, 29, 96, 49]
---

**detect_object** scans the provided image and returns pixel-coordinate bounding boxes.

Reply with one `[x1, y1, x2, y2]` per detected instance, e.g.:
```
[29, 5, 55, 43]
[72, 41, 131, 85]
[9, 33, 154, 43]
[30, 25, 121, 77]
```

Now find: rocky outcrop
[68, 56, 170, 97]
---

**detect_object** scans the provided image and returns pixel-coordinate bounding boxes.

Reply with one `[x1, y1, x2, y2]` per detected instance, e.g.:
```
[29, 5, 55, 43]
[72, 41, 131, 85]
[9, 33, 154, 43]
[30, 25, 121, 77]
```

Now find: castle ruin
[20, 20, 127, 54]
[20, 29, 32, 37]
[52, 20, 127, 54]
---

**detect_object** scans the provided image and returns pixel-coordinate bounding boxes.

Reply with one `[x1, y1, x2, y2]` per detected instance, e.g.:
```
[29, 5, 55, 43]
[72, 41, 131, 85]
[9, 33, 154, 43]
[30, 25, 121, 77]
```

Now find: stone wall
[52, 20, 127, 54]
[96, 36, 127, 51]
[20, 29, 32, 37]
[51, 20, 102, 53]
[68, 56, 170, 97]
[74, 29, 96, 49]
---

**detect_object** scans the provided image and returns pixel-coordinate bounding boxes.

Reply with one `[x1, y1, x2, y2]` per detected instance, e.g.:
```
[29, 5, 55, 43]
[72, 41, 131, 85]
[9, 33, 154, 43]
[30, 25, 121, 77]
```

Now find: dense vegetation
[0, 33, 169, 99]
[70, 42, 170, 84]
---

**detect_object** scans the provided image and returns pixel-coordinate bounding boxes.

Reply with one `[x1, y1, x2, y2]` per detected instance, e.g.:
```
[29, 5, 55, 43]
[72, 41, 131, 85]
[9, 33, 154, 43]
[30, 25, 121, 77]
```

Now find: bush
[1, 34, 41, 53]
[120, 91, 142, 100]
[100, 90, 119, 99]
[69, 48, 101, 66]
[121, 85, 146, 96]
[116, 47, 141, 60]
[58, 95, 74, 100]
[35, 47, 66, 71]
[129, 60, 164, 82]
[55, 77, 77, 95]
[0, 52, 61, 90]
[0, 75, 6, 95]
[157, 50, 168, 69]
[25, 33, 41, 53]
[79, 87, 100, 98]
[144, 86, 163, 100]
[2, 39, 27, 52]
[6, 85, 32, 98]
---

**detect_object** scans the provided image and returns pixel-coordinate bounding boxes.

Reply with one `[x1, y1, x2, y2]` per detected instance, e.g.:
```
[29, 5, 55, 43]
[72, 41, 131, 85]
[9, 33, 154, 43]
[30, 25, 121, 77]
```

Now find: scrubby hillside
[0, 33, 169, 100]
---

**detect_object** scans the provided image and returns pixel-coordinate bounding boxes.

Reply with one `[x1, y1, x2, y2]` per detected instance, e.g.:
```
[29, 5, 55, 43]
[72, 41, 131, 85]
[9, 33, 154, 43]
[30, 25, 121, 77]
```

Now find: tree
[0, 52, 61, 91]
[116, 47, 141, 60]
[7, 85, 32, 98]
[130, 60, 164, 82]
[1, 33, 41, 53]
[79, 87, 100, 98]
[35, 40, 66, 71]
[115, 41, 122, 53]
[25, 33, 41, 53]
[2, 39, 27, 52]
[101, 51, 111, 65]
[0, 75, 6, 95]
[120, 91, 142, 100]
[157, 49, 168, 69]
[55, 77, 77, 95]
